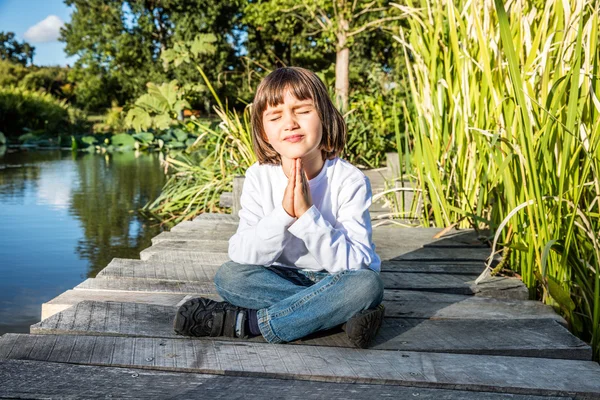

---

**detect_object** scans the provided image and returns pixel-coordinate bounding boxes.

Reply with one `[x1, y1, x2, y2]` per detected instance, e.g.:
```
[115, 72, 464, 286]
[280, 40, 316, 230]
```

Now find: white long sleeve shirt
[228, 157, 381, 274]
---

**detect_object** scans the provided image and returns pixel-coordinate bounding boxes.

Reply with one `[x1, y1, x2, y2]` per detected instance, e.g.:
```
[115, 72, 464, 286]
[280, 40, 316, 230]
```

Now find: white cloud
[24, 15, 65, 43]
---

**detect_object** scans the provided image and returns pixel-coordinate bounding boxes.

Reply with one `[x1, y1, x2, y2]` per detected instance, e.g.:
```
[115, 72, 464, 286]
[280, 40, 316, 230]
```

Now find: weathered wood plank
[42, 290, 225, 320]
[173, 215, 488, 247]
[74, 278, 217, 294]
[365, 166, 390, 188]
[165, 223, 487, 250]
[383, 290, 564, 322]
[370, 318, 590, 359]
[193, 213, 240, 223]
[140, 243, 229, 264]
[382, 271, 480, 287]
[169, 219, 239, 232]
[469, 276, 530, 299]
[98, 258, 221, 281]
[157, 226, 487, 249]
[99, 259, 487, 284]
[232, 175, 244, 216]
[0, 360, 568, 400]
[381, 260, 486, 274]
[377, 246, 491, 262]
[42, 288, 561, 324]
[219, 191, 233, 208]
[152, 230, 236, 244]
[30, 301, 582, 359]
[100, 258, 488, 283]
[140, 240, 229, 262]
[382, 273, 528, 299]
[372, 227, 488, 248]
[139, 240, 490, 264]
[2, 334, 599, 397]
[176, 212, 488, 239]
[83, 268, 528, 300]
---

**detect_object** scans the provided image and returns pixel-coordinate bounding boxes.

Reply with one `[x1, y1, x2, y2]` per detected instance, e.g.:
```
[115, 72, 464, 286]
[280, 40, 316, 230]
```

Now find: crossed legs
[213, 261, 384, 343]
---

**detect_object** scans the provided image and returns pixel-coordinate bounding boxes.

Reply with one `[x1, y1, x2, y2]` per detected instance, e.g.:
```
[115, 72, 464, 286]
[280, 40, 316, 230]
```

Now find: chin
[280, 150, 308, 159]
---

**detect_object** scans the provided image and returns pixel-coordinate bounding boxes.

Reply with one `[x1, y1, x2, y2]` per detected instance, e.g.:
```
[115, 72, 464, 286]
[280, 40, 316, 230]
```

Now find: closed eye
[269, 110, 312, 121]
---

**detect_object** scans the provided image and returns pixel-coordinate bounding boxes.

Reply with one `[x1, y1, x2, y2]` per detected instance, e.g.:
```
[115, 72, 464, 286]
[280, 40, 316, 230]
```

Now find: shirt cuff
[256, 204, 297, 240]
[288, 205, 321, 237]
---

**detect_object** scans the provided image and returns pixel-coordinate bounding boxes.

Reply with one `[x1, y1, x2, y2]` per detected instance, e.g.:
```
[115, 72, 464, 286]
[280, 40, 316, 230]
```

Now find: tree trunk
[335, 47, 350, 112]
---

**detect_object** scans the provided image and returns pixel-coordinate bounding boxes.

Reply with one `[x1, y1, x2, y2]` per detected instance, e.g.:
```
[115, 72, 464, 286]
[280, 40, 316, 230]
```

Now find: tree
[0, 31, 35, 66]
[242, 2, 334, 71]
[245, 1, 406, 111]
[61, 0, 243, 111]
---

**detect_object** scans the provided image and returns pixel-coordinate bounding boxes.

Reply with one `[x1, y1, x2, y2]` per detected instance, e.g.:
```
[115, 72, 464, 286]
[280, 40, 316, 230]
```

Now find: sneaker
[343, 304, 385, 349]
[173, 297, 247, 338]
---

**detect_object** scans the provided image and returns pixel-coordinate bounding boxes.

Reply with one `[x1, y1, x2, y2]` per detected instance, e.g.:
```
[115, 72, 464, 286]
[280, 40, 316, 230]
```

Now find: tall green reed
[395, 0, 600, 359]
[144, 67, 256, 223]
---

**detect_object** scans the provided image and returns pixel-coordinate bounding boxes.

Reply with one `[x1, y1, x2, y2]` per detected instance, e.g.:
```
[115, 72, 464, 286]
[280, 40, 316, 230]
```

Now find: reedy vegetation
[397, 0, 600, 359]
[142, 68, 257, 222]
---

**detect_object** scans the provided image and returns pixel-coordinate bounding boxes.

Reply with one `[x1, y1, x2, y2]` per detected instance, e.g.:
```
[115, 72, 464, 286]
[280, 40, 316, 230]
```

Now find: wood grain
[2, 334, 599, 398]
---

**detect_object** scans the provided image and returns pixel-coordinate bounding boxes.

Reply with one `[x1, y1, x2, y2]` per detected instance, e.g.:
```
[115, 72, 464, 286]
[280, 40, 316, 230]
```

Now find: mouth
[284, 135, 304, 143]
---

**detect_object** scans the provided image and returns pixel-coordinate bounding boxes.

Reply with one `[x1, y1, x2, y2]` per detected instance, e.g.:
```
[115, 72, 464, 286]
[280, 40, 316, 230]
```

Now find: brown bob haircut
[250, 67, 347, 165]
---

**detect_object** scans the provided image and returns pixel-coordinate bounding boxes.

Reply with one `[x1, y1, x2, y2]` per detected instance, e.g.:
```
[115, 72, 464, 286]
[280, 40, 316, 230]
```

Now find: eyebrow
[264, 102, 314, 116]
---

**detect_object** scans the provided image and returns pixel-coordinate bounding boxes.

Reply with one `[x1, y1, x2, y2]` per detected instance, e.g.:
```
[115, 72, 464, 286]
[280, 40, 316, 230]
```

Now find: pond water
[0, 149, 167, 334]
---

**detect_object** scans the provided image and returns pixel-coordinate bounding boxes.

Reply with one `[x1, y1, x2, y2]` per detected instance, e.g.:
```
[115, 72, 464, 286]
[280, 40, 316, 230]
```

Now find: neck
[282, 152, 326, 180]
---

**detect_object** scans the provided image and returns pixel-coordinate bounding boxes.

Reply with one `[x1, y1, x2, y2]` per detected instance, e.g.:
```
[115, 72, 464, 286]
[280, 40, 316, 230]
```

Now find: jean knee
[346, 269, 384, 308]
[213, 261, 240, 293]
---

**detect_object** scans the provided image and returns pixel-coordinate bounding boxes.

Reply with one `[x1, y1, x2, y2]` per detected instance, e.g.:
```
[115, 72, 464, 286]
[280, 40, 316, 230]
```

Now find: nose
[282, 111, 299, 131]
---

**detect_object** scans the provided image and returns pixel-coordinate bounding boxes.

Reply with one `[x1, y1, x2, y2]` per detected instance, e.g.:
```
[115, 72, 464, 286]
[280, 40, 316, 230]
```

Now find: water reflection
[0, 149, 167, 334]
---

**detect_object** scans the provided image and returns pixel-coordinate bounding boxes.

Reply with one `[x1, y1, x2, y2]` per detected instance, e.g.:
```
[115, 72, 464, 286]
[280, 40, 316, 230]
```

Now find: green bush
[0, 86, 71, 137]
[0, 60, 75, 102]
[20, 66, 73, 100]
[343, 70, 403, 168]
[0, 60, 28, 87]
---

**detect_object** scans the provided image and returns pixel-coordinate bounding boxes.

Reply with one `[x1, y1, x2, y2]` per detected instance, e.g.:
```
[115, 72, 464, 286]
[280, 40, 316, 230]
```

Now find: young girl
[174, 67, 384, 348]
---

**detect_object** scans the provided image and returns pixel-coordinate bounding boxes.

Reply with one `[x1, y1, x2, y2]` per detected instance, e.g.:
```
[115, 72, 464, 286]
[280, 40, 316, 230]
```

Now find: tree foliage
[61, 0, 243, 111]
[0, 31, 35, 66]
[243, 0, 406, 109]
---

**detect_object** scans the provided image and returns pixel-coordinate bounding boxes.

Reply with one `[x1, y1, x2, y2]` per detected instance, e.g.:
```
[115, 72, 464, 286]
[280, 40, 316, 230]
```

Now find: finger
[296, 158, 302, 189]
[287, 161, 295, 186]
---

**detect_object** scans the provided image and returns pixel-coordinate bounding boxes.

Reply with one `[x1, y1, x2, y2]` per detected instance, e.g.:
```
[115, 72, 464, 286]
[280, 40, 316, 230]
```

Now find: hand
[282, 158, 313, 218]
[294, 158, 312, 217]
[283, 161, 296, 217]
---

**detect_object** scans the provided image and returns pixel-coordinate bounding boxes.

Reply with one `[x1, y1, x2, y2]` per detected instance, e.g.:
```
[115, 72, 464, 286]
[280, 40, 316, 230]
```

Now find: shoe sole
[345, 304, 385, 349]
[173, 297, 215, 336]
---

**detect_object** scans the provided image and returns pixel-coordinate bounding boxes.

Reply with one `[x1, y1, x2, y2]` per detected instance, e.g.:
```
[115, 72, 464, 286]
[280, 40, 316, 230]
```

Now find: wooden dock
[1, 168, 600, 399]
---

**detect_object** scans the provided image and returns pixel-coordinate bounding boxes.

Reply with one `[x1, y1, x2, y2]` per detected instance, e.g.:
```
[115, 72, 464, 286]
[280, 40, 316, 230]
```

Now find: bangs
[260, 72, 315, 110]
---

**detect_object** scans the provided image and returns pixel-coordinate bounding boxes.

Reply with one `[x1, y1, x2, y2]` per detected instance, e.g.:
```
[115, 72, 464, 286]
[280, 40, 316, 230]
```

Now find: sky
[0, 0, 77, 66]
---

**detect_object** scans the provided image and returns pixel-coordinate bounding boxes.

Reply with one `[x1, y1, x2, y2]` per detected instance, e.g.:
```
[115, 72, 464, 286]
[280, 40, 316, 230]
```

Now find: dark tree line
[58, 0, 404, 112]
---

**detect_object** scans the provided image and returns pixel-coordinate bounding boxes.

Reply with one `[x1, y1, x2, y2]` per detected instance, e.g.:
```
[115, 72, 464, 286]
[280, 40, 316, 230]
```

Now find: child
[174, 67, 384, 348]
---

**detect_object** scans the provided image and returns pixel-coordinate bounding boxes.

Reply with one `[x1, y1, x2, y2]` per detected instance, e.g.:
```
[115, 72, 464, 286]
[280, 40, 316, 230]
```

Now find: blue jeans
[213, 261, 384, 343]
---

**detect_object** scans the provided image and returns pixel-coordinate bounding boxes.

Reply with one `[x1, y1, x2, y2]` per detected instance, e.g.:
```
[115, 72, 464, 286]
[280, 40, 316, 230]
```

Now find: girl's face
[262, 90, 323, 165]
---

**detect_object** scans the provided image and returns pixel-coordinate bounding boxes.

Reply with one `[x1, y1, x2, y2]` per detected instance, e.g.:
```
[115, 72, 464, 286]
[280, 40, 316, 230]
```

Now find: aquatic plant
[143, 67, 256, 222]
[397, 0, 600, 358]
